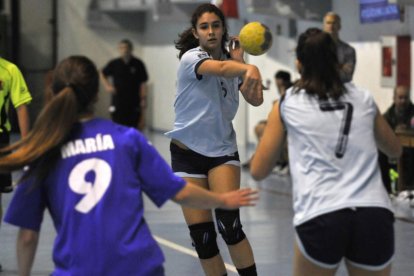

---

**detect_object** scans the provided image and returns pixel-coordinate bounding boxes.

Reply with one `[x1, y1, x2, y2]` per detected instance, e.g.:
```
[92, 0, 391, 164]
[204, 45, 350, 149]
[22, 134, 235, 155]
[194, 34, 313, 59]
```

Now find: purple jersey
[5, 118, 186, 276]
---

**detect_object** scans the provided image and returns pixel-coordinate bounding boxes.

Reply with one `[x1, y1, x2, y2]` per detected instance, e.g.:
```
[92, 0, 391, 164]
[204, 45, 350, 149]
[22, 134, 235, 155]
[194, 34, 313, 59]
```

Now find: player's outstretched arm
[17, 228, 39, 276]
[251, 102, 286, 180]
[374, 108, 402, 158]
[198, 59, 263, 106]
[173, 183, 258, 210]
[239, 65, 264, 106]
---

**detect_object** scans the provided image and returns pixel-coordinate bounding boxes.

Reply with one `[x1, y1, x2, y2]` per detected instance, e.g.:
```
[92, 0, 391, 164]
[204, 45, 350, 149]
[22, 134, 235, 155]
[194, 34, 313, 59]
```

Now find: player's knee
[215, 208, 246, 245]
[188, 222, 220, 259]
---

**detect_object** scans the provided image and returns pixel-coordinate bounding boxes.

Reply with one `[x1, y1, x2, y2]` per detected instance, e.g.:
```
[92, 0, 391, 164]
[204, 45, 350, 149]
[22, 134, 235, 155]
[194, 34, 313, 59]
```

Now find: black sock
[237, 263, 257, 276]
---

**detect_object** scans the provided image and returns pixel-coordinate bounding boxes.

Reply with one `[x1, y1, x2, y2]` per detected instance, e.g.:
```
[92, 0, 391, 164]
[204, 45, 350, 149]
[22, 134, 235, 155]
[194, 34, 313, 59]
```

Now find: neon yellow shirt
[0, 57, 32, 132]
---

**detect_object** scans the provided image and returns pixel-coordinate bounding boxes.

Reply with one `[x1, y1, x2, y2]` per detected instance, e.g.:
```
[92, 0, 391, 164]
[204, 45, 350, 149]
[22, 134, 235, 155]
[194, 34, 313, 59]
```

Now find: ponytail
[0, 55, 99, 182]
[0, 86, 79, 172]
[294, 28, 345, 100]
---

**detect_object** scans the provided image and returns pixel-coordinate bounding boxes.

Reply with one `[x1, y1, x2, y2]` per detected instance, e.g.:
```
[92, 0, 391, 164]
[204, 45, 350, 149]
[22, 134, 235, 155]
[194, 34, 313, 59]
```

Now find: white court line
[154, 235, 237, 273]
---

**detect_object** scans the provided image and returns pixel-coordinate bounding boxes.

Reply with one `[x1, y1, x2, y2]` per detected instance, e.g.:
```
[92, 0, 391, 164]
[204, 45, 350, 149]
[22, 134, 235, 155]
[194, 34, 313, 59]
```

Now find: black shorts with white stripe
[170, 141, 240, 178]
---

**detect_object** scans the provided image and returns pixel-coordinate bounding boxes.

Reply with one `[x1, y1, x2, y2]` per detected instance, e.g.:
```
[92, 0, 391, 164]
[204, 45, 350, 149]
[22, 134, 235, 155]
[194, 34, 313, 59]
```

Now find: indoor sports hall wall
[335, 0, 414, 115]
[56, 0, 414, 146]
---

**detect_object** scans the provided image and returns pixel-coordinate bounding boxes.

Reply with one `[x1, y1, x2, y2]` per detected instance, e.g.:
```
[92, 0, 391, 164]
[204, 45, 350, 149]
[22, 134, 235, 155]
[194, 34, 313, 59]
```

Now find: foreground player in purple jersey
[0, 56, 257, 276]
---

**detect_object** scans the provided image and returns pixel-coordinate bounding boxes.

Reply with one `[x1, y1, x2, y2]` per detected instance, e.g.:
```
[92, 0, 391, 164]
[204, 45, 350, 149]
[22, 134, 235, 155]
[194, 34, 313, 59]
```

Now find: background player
[243, 70, 292, 173]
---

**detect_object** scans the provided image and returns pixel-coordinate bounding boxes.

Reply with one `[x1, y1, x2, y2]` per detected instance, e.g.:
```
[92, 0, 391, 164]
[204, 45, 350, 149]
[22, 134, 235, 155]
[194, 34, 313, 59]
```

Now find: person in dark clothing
[242, 70, 292, 173]
[378, 85, 414, 193]
[101, 39, 149, 130]
[323, 12, 356, 83]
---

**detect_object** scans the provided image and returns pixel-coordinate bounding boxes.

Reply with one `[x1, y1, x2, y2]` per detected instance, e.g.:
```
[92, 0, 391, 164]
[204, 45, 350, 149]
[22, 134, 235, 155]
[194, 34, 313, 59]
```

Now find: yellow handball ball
[239, 22, 273, 56]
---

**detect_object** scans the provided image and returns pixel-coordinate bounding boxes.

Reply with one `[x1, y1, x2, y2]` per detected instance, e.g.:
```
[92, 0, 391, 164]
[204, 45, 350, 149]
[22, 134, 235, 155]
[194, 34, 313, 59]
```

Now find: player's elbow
[250, 170, 266, 181]
[250, 163, 267, 181]
[389, 143, 402, 159]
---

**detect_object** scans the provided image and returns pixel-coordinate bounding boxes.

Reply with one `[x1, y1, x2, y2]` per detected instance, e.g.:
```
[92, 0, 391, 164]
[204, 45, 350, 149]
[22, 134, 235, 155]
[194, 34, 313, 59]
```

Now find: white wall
[58, 0, 414, 146]
[243, 15, 322, 143]
[140, 20, 186, 131]
[58, 0, 147, 119]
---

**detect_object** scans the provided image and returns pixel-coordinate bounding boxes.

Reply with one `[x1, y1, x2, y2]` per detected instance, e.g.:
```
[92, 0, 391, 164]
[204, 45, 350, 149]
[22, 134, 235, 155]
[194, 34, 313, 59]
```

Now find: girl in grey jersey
[251, 28, 401, 276]
[166, 3, 263, 276]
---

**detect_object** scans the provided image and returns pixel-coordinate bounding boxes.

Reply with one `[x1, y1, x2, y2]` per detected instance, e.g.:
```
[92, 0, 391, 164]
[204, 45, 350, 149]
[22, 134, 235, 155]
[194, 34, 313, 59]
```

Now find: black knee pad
[215, 208, 246, 245]
[188, 222, 220, 259]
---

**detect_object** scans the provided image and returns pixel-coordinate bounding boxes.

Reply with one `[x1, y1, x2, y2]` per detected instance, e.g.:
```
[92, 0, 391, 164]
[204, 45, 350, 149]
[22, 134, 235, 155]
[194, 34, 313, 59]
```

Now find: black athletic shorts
[0, 132, 12, 193]
[295, 207, 394, 271]
[170, 141, 240, 178]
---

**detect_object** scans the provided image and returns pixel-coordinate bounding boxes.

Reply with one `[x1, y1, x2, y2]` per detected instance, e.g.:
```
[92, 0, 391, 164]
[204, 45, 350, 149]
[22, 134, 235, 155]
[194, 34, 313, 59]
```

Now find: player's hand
[240, 65, 263, 106]
[229, 36, 244, 63]
[219, 188, 259, 209]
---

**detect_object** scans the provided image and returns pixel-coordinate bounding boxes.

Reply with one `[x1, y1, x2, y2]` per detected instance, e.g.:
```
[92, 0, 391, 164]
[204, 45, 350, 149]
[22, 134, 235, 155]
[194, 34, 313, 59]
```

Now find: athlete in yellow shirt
[0, 57, 32, 271]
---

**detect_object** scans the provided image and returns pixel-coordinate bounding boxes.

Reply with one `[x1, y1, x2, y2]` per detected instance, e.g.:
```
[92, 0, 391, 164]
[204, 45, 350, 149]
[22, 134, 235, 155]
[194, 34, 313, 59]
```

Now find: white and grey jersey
[166, 47, 241, 157]
[281, 83, 392, 226]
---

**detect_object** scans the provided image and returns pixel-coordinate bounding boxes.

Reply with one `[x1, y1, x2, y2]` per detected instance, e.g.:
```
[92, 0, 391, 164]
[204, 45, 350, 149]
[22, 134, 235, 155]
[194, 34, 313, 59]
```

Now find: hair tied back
[65, 83, 89, 107]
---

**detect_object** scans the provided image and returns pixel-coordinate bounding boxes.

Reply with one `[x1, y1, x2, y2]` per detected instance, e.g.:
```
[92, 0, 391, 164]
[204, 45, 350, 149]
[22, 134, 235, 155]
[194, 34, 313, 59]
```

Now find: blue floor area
[1, 131, 414, 275]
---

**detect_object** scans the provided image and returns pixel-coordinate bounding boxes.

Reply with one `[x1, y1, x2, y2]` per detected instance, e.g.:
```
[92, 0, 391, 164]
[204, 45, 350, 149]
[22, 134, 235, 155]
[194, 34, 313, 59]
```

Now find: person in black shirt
[101, 39, 149, 130]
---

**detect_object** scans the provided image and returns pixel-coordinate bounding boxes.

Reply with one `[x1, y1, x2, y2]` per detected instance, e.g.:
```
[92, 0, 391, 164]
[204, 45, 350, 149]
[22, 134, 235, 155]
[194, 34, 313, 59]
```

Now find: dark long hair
[175, 3, 229, 59]
[294, 28, 345, 100]
[0, 56, 99, 177]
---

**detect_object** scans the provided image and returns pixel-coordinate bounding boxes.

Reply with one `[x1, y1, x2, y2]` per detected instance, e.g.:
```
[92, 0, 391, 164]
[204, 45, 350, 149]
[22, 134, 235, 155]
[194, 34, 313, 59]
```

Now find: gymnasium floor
[0, 131, 413, 275]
